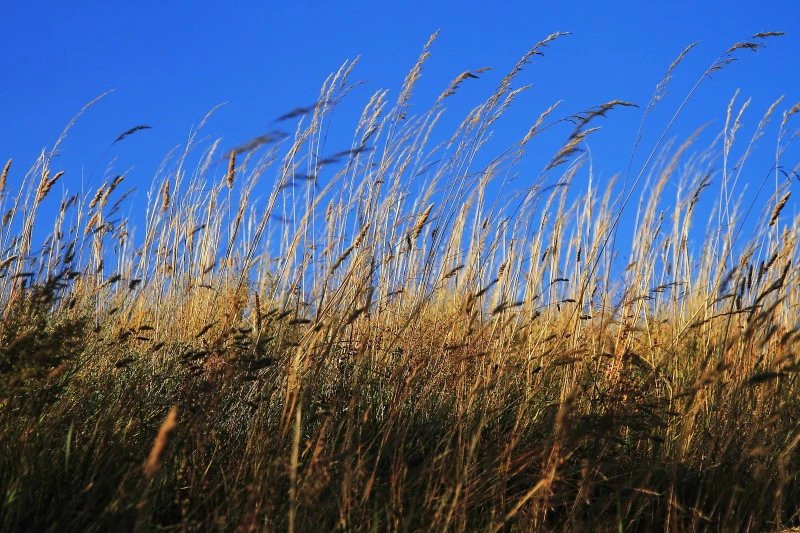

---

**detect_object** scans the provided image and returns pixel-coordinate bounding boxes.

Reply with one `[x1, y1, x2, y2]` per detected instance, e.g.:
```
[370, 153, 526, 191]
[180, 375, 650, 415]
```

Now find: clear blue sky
[2, 1, 799, 260]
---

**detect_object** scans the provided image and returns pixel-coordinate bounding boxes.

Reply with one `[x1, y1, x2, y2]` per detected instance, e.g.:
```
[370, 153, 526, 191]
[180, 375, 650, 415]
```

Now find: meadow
[2, 31, 800, 531]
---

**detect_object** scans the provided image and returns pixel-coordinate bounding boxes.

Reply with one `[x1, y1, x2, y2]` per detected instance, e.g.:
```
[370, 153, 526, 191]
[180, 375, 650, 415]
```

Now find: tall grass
[2, 31, 800, 531]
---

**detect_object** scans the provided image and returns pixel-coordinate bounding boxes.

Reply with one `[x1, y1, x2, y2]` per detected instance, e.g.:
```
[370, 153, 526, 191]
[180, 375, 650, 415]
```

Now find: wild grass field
[2, 31, 800, 531]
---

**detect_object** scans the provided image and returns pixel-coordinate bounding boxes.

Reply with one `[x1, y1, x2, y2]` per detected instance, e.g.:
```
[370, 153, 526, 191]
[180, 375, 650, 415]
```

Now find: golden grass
[0, 30, 799, 531]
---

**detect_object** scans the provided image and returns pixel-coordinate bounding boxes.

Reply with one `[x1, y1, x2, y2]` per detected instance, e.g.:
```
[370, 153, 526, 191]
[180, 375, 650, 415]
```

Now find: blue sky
[2, 1, 799, 264]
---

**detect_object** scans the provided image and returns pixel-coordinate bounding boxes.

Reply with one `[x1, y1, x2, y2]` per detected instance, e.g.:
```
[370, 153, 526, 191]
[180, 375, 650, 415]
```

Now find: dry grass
[1, 31, 800, 531]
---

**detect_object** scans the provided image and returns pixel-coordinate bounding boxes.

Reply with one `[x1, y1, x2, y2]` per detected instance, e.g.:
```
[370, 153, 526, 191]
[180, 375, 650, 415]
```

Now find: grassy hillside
[2, 32, 800, 531]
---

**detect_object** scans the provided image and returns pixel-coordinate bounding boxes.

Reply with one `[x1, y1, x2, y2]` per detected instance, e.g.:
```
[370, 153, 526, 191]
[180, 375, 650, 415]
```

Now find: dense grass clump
[3, 31, 800, 531]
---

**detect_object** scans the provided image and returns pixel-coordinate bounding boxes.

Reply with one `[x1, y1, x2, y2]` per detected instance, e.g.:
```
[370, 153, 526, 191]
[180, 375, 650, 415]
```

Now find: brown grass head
[0, 159, 10, 195]
[226, 150, 236, 188]
[143, 406, 178, 477]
